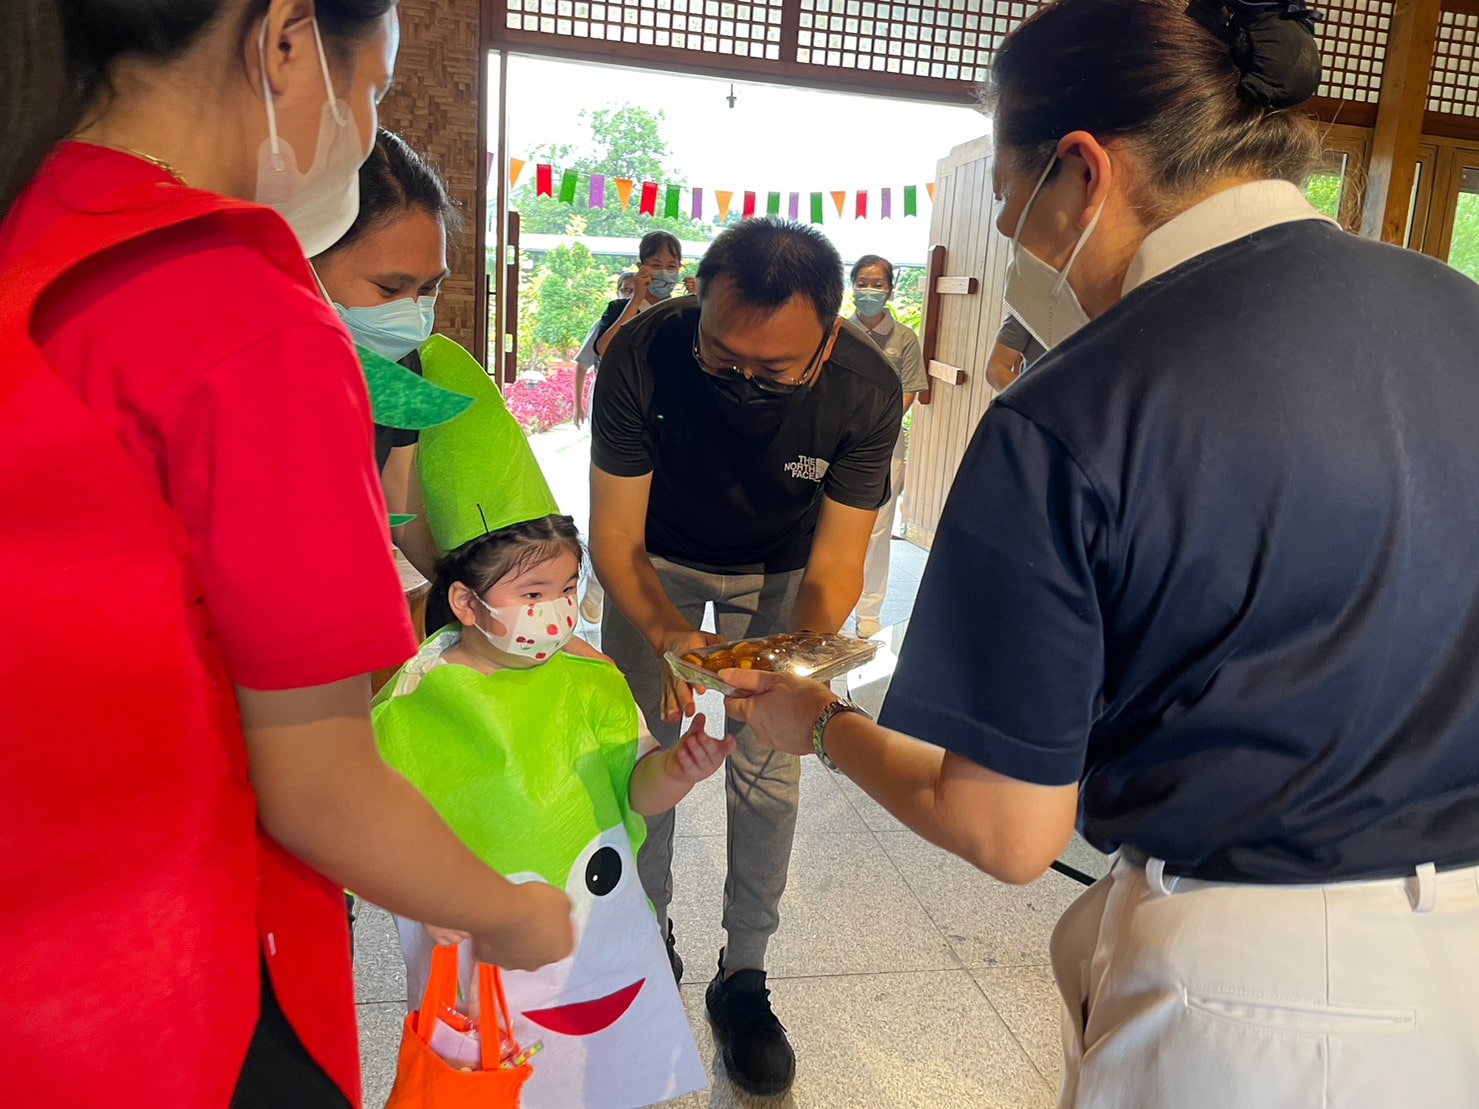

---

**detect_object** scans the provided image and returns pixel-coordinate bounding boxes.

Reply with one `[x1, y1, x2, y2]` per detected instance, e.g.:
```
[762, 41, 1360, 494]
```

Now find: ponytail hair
[426, 515, 584, 634]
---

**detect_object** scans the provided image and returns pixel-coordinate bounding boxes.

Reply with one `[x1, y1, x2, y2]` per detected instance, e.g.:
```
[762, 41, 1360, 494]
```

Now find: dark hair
[317, 128, 462, 257]
[638, 231, 682, 264]
[989, 0, 1322, 214]
[425, 514, 583, 633]
[850, 254, 895, 291]
[696, 217, 844, 326]
[3, 0, 394, 215]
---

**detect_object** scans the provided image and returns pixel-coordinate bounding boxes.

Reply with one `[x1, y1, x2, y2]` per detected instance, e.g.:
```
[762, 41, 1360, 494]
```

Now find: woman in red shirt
[0, 3, 572, 1106]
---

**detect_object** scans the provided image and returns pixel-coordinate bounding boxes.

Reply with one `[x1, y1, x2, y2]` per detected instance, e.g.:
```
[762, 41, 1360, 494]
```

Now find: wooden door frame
[1425, 138, 1479, 261]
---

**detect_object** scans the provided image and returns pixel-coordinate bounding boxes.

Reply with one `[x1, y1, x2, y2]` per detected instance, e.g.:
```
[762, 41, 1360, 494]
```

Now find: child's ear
[447, 583, 479, 627]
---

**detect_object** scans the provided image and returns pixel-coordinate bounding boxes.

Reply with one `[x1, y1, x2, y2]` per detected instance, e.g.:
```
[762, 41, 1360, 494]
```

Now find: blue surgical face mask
[335, 295, 437, 362]
[853, 288, 888, 317]
[647, 269, 681, 299]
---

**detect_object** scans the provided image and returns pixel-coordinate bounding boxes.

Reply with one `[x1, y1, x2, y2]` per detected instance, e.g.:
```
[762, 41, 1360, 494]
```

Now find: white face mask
[255, 19, 368, 257]
[472, 593, 578, 664]
[1002, 155, 1104, 352]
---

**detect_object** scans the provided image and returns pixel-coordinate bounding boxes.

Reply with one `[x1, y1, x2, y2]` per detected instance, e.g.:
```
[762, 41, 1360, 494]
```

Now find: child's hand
[664, 713, 736, 786]
[425, 923, 472, 947]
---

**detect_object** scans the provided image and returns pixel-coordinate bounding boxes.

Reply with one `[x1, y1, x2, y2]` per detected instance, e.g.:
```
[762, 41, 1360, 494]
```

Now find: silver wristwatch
[811, 698, 871, 772]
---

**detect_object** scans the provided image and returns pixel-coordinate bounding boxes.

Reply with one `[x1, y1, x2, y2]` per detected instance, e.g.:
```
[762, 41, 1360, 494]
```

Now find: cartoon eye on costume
[585, 845, 622, 897]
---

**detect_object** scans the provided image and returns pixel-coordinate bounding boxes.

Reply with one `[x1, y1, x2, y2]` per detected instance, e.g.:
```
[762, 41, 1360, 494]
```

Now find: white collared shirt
[1122, 180, 1336, 297]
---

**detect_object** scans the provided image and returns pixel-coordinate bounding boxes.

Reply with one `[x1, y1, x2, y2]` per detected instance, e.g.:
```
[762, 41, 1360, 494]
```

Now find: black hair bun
[1188, 1, 1325, 109]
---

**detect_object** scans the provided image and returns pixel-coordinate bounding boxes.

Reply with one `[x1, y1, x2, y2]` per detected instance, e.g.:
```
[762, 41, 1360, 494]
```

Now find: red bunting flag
[830, 190, 847, 217]
[742, 191, 757, 219]
[855, 190, 868, 219]
[535, 163, 553, 197]
[715, 190, 734, 223]
[639, 181, 659, 217]
[614, 178, 635, 212]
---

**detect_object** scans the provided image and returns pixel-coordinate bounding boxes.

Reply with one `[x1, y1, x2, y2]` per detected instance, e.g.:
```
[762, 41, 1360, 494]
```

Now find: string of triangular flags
[487, 154, 936, 223]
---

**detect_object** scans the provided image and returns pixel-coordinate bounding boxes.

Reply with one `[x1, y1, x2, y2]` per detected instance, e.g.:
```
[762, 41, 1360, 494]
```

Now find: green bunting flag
[766, 191, 781, 216]
[558, 170, 578, 204]
[904, 184, 918, 217]
[664, 184, 681, 219]
[810, 191, 824, 224]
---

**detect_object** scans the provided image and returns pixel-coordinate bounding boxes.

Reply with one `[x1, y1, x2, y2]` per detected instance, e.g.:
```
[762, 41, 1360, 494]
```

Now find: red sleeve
[167, 321, 416, 690]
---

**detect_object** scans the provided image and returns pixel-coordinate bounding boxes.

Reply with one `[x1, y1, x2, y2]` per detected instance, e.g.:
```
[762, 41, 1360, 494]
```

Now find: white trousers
[1051, 853, 1479, 1108]
[857, 456, 906, 623]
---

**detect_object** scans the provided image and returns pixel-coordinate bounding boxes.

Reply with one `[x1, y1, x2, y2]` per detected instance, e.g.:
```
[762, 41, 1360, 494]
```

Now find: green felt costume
[415, 334, 559, 550]
[367, 338, 707, 1105]
[371, 647, 644, 885]
[369, 328, 642, 884]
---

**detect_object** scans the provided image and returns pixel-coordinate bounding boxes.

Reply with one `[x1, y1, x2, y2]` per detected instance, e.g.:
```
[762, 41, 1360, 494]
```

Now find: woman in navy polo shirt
[723, 1, 1479, 1105]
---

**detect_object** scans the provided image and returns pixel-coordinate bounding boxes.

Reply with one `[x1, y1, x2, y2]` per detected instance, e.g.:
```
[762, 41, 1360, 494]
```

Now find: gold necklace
[75, 139, 186, 185]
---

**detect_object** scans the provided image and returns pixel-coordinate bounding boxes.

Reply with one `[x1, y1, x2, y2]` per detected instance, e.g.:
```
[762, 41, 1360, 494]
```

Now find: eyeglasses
[691, 325, 831, 396]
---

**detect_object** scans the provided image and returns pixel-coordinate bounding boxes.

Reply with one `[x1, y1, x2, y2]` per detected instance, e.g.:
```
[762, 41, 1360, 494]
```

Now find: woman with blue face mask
[314, 128, 458, 579]
[593, 229, 696, 359]
[847, 254, 927, 640]
[0, 2, 575, 1104]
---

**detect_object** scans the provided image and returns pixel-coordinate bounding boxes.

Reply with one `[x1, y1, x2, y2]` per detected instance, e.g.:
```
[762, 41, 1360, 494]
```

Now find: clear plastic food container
[665, 633, 880, 697]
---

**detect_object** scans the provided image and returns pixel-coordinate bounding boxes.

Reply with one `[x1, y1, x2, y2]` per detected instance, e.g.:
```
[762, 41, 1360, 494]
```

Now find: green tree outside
[513, 105, 714, 244]
[1446, 188, 1479, 284]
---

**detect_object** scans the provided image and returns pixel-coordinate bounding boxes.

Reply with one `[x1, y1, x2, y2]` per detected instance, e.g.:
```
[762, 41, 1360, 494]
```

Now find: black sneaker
[705, 952, 796, 1097]
[665, 919, 683, 984]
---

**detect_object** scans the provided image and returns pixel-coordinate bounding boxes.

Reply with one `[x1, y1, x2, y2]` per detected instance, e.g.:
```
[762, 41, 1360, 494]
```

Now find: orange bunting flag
[926, 181, 937, 201]
[831, 190, 847, 217]
[715, 190, 734, 223]
[614, 177, 635, 212]
[508, 158, 526, 187]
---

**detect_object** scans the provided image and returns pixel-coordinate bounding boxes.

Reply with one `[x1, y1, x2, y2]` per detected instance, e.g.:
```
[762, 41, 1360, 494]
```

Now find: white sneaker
[856, 617, 882, 639]
[580, 592, 603, 624]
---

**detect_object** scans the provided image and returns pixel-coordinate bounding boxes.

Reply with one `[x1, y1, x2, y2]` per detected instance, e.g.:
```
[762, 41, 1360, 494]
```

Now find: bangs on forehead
[506, 537, 581, 581]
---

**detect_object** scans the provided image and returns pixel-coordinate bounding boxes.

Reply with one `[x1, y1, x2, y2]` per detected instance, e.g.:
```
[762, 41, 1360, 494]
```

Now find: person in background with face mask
[0, 2, 573, 1105]
[721, 2, 1479, 1106]
[314, 127, 455, 579]
[847, 254, 927, 639]
[589, 217, 901, 1098]
[573, 270, 637, 626]
[593, 230, 697, 359]
[985, 310, 1047, 392]
[574, 269, 637, 430]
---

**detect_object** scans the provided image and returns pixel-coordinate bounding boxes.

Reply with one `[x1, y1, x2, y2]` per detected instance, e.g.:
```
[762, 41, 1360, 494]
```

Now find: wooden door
[900, 135, 1007, 548]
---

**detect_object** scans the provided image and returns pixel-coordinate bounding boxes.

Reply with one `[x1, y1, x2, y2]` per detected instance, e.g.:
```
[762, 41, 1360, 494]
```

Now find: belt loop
[1146, 857, 1176, 897]
[1409, 862, 1438, 914]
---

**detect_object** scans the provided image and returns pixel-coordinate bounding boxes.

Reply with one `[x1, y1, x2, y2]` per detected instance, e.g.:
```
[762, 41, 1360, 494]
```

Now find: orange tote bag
[385, 945, 533, 1108]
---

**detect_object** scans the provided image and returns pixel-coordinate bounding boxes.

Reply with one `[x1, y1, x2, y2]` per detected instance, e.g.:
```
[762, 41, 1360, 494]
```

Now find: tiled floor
[357, 425, 1101, 1105]
[355, 751, 1107, 1107]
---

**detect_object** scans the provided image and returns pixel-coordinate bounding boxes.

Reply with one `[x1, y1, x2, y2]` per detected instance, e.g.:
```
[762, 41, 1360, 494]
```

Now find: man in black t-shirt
[590, 218, 900, 1097]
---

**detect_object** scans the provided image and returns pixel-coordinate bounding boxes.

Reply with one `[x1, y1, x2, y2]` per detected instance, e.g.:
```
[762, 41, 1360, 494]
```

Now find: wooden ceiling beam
[1360, 0, 1444, 243]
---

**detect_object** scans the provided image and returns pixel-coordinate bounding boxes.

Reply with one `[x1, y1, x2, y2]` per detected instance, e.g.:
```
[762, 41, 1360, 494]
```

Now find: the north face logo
[784, 455, 830, 482]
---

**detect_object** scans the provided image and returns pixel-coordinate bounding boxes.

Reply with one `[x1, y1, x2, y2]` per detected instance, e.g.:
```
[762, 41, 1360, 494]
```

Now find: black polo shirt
[591, 299, 901, 571]
[880, 220, 1479, 883]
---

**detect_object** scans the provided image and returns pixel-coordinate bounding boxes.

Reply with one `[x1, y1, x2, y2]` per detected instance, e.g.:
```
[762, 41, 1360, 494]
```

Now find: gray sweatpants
[601, 556, 805, 973]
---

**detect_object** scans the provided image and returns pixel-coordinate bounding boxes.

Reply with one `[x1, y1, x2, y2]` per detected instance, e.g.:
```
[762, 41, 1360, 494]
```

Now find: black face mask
[702, 369, 796, 408]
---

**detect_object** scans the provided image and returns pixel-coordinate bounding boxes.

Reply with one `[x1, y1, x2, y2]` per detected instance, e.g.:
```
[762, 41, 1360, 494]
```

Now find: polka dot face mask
[473, 593, 578, 663]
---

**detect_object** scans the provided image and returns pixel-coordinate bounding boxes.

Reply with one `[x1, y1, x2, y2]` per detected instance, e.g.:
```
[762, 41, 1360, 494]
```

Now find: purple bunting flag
[590, 174, 606, 209]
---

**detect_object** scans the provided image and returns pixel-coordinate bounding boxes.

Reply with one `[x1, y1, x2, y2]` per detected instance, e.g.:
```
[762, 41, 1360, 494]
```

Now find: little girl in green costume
[371, 336, 715, 1108]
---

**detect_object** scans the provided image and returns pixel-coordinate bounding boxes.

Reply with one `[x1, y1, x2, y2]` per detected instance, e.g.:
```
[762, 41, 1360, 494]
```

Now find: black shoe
[705, 952, 795, 1097]
[665, 919, 683, 985]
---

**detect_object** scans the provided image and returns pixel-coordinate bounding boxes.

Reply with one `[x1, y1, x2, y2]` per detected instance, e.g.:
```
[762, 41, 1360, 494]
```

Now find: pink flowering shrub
[504, 362, 597, 434]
